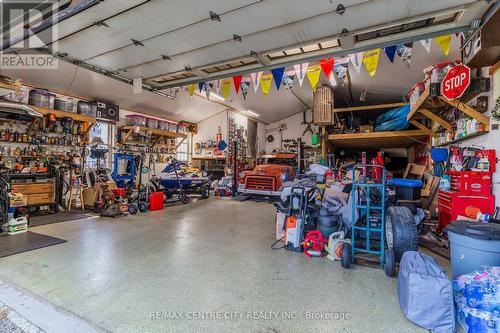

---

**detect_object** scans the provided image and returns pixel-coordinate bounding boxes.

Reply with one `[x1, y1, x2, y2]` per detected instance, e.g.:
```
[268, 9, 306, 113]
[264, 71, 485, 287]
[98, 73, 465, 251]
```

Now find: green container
[311, 133, 319, 145]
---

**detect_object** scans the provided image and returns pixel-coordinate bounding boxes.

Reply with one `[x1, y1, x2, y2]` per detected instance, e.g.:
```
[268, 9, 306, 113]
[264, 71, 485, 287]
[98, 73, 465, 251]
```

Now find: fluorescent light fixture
[246, 110, 260, 117]
[209, 93, 225, 101]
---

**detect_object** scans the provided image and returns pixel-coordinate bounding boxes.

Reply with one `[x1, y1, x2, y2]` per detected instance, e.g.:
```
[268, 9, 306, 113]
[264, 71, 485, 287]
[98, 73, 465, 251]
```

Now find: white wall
[194, 110, 228, 144]
[456, 68, 500, 206]
[265, 111, 316, 153]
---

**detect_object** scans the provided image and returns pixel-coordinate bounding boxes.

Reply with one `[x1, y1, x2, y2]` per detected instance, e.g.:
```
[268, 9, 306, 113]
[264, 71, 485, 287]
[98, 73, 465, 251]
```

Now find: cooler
[149, 192, 164, 211]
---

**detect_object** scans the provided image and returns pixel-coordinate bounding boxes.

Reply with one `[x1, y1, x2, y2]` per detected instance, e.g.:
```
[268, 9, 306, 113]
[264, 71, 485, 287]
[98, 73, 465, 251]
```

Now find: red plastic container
[149, 192, 164, 211]
[112, 188, 126, 197]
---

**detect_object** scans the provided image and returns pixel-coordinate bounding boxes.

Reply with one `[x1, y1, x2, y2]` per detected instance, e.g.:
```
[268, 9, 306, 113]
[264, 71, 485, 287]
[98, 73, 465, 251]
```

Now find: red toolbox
[437, 190, 495, 232]
[447, 171, 493, 196]
[149, 192, 164, 211]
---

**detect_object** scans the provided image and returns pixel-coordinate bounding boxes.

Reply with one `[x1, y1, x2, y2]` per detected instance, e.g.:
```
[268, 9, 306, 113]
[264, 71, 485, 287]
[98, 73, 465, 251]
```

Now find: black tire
[385, 206, 418, 262]
[341, 243, 351, 269]
[180, 194, 190, 205]
[384, 248, 396, 277]
[138, 201, 149, 213]
[128, 203, 139, 215]
[200, 185, 210, 199]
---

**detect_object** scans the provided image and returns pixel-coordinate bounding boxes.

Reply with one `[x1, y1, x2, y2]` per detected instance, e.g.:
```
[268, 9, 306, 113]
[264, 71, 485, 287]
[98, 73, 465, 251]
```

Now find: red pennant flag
[319, 58, 334, 80]
[233, 75, 243, 94]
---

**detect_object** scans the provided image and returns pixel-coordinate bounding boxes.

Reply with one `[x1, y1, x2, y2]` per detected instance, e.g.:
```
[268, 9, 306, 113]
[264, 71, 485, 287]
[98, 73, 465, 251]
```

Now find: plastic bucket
[317, 210, 340, 239]
[446, 220, 500, 279]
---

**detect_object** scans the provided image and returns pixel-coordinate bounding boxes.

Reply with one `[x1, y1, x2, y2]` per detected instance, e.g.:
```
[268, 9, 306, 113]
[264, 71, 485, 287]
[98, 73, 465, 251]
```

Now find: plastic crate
[77, 101, 97, 116]
[388, 178, 423, 200]
[28, 89, 50, 108]
[146, 117, 158, 129]
[126, 114, 146, 127]
[158, 121, 169, 131]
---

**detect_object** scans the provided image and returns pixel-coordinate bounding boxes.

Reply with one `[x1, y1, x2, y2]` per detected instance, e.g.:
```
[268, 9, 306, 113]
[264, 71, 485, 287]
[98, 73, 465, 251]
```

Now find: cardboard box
[359, 125, 373, 133]
[8, 194, 27, 207]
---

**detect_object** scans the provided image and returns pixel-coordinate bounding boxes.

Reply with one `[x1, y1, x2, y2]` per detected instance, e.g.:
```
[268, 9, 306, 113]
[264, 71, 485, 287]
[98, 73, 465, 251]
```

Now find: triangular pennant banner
[434, 35, 451, 56]
[396, 43, 413, 67]
[220, 79, 232, 99]
[362, 48, 380, 77]
[282, 70, 296, 92]
[232, 75, 242, 95]
[198, 82, 204, 93]
[420, 39, 431, 53]
[350, 53, 363, 74]
[334, 62, 349, 86]
[250, 72, 263, 93]
[271, 67, 285, 90]
[215, 80, 221, 94]
[294, 63, 308, 87]
[306, 65, 321, 91]
[240, 77, 251, 100]
[384, 45, 396, 63]
[204, 81, 214, 99]
[260, 74, 273, 96]
[187, 83, 196, 98]
[319, 58, 334, 80]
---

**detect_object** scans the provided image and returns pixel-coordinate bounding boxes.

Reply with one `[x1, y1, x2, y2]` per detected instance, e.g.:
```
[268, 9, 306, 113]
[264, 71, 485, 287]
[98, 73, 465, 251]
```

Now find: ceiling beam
[333, 102, 408, 112]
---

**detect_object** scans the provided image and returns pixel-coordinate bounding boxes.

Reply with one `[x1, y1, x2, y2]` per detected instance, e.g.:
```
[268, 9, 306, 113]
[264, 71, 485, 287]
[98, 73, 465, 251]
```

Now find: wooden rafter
[333, 102, 408, 113]
[419, 108, 452, 130]
[409, 120, 434, 136]
[438, 97, 490, 126]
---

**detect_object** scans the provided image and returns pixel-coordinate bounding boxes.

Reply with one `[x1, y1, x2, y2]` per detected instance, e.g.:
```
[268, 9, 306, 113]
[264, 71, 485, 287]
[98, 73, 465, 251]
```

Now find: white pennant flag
[420, 39, 431, 53]
[215, 80, 221, 94]
[350, 53, 363, 74]
[293, 63, 308, 87]
[250, 72, 263, 93]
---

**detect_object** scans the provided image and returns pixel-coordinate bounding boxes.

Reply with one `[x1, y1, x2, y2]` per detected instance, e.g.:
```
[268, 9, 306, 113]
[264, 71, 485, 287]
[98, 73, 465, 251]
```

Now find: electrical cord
[271, 236, 286, 250]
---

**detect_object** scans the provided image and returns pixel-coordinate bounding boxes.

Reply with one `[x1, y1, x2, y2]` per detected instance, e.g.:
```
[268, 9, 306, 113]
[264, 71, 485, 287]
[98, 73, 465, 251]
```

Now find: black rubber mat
[0, 232, 66, 258]
[29, 211, 93, 227]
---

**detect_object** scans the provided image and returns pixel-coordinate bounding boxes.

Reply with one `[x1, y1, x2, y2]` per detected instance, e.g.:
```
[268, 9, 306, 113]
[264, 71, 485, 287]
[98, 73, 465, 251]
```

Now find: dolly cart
[341, 164, 395, 277]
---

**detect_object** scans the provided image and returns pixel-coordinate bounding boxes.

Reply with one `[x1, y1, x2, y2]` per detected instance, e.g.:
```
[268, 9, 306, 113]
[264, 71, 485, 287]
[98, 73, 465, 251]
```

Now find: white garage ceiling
[0, 0, 493, 123]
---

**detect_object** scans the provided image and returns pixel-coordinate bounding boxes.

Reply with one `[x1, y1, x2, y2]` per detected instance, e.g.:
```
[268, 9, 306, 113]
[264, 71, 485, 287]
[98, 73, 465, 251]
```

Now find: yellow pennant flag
[362, 48, 380, 77]
[187, 83, 196, 98]
[433, 35, 452, 56]
[260, 74, 273, 96]
[220, 78, 232, 99]
[306, 65, 321, 91]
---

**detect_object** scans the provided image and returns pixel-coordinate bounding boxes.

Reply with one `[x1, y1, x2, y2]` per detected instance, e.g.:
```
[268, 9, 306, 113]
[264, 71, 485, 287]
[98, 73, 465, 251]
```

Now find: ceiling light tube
[246, 110, 260, 117]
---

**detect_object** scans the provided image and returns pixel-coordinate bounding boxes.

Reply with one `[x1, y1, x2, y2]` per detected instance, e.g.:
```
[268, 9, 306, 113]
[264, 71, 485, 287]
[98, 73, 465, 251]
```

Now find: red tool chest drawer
[447, 171, 492, 196]
[437, 190, 495, 232]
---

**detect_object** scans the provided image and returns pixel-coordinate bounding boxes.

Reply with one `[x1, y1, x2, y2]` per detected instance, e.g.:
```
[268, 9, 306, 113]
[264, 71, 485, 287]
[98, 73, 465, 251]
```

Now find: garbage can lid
[387, 178, 423, 187]
[446, 220, 500, 240]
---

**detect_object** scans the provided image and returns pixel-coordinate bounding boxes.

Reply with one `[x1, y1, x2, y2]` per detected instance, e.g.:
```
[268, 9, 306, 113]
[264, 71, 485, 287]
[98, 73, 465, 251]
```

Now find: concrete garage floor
[0, 198, 433, 333]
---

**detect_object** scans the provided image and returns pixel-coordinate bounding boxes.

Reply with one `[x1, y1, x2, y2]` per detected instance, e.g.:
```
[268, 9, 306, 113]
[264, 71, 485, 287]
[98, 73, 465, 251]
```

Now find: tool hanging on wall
[301, 110, 313, 136]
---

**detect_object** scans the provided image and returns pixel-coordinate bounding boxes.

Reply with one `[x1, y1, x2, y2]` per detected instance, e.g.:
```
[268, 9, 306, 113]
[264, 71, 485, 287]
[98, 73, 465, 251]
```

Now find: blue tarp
[374, 105, 411, 132]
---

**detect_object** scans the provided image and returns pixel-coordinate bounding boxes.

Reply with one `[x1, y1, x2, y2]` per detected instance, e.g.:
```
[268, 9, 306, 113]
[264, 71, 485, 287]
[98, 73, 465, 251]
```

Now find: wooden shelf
[434, 131, 489, 147]
[30, 105, 96, 123]
[407, 86, 490, 133]
[192, 156, 226, 160]
[328, 130, 430, 149]
[333, 102, 408, 113]
[120, 125, 187, 139]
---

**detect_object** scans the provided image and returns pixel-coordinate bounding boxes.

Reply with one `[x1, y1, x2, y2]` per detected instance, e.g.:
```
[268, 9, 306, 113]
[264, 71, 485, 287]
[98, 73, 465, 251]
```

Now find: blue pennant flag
[384, 45, 396, 63]
[198, 82, 204, 93]
[271, 67, 285, 90]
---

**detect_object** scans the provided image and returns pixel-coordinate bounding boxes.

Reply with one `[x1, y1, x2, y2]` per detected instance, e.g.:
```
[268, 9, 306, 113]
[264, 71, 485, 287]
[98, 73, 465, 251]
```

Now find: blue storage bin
[388, 178, 423, 200]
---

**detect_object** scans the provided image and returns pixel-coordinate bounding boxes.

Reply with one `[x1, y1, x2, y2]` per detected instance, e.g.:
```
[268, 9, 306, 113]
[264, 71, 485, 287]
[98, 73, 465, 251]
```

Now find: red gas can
[149, 192, 164, 211]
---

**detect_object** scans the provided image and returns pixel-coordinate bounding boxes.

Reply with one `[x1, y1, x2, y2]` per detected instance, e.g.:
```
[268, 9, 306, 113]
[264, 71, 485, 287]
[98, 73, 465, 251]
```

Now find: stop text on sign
[441, 64, 471, 101]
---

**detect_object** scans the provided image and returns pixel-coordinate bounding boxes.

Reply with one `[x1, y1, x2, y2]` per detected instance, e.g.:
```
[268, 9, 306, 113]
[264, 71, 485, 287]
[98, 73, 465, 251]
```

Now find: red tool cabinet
[438, 169, 495, 232]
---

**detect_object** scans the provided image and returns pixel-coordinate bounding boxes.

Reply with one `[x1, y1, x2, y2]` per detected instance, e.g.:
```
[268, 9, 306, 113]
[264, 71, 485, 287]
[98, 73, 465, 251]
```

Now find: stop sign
[441, 64, 471, 100]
